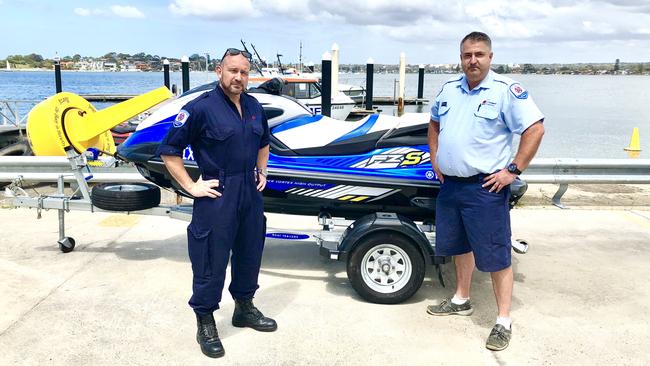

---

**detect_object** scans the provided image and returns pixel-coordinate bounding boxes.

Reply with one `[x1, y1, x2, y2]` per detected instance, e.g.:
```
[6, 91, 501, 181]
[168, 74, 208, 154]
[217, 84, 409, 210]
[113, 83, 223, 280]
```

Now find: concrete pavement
[0, 205, 649, 365]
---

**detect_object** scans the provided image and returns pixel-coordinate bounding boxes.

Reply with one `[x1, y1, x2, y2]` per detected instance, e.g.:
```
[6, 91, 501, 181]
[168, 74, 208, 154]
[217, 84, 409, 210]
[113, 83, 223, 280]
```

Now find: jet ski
[117, 79, 527, 221]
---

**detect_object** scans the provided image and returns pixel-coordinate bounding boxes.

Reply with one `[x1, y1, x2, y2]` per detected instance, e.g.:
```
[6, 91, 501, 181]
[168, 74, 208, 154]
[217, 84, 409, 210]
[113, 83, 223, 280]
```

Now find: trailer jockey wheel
[58, 237, 76, 253]
[347, 232, 425, 304]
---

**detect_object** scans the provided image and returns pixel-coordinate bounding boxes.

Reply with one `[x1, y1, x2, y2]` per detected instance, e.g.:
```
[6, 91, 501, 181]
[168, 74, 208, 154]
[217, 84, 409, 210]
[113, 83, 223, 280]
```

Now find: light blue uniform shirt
[430, 70, 544, 177]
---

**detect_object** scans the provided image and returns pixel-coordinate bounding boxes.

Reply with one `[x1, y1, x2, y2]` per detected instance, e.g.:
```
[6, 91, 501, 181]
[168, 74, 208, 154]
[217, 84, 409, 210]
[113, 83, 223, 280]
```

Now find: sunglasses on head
[221, 48, 252, 61]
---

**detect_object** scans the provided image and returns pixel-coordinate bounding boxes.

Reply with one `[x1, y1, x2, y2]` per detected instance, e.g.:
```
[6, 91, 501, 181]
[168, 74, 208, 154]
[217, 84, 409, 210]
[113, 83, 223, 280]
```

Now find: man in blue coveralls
[426, 32, 544, 351]
[157, 48, 276, 358]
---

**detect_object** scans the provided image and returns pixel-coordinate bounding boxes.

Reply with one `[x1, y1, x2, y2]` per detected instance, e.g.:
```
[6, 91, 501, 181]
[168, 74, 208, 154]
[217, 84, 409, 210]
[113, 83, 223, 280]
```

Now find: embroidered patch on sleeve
[173, 109, 190, 128]
[509, 83, 529, 99]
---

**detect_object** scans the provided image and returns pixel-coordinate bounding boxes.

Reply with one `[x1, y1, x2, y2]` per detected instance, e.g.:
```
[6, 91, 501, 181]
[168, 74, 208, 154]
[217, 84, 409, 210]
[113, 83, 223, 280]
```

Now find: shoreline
[2, 69, 649, 76]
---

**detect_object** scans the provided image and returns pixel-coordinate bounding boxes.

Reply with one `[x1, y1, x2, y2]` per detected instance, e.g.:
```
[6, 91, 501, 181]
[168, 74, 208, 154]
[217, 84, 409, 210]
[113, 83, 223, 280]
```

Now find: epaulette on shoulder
[492, 73, 515, 86]
[184, 91, 212, 111]
[444, 75, 463, 85]
[436, 75, 462, 96]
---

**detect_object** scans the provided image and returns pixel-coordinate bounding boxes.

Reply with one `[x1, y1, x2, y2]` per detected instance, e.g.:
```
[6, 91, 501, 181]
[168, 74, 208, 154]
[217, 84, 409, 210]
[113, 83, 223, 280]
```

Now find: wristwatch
[258, 168, 268, 177]
[507, 162, 522, 175]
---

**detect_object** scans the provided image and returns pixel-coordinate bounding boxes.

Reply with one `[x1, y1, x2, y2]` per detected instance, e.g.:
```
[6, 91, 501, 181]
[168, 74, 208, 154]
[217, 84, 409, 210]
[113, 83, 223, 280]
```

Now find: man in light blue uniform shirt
[426, 31, 545, 351]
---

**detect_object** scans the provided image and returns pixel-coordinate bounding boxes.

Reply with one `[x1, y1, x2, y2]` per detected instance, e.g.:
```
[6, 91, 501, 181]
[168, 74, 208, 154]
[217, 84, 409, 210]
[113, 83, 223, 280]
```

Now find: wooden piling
[181, 55, 190, 93]
[321, 52, 332, 117]
[365, 58, 374, 112]
[163, 59, 170, 90]
[398, 52, 406, 116]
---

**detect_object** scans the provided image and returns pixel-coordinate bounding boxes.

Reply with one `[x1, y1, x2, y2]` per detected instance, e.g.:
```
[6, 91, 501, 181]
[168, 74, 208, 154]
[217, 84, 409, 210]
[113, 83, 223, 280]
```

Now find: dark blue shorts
[435, 176, 512, 272]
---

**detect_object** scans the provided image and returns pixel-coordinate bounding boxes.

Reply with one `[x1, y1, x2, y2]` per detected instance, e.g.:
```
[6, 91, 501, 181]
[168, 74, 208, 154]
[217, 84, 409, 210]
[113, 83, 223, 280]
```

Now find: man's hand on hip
[189, 176, 222, 198]
[432, 163, 444, 184]
[256, 173, 267, 191]
[482, 169, 516, 193]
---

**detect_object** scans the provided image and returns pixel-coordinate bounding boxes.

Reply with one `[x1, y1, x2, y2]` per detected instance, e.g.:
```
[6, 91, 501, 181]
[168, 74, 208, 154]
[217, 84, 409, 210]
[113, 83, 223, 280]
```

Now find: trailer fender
[337, 212, 434, 262]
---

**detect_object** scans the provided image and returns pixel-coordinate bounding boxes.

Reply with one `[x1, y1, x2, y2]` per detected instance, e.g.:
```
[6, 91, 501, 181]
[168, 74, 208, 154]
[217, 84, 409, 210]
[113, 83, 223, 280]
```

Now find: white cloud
[111, 5, 145, 18]
[74, 7, 91, 16]
[169, 0, 260, 19]
[74, 7, 106, 16]
[308, 0, 450, 26]
[167, 0, 650, 45]
[258, 0, 317, 21]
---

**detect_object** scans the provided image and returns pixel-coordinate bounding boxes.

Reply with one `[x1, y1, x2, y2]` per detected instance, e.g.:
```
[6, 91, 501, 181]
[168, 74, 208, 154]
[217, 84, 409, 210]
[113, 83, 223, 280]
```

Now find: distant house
[60, 61, 75, 70]
[120, 61, 139, 72]
[135, 62, 151, 72]
[103, 62, 117, 71]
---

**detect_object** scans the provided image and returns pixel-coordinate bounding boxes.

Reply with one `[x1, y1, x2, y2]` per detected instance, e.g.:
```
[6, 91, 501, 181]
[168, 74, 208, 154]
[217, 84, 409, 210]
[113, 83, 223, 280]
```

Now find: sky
[1, 0, 650, 65]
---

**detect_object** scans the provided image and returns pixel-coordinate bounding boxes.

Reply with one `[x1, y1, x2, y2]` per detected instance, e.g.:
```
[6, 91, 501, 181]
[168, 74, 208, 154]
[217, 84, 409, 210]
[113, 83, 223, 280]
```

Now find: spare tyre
[91, 183, 161, 211]
[0, 140, 32, 156]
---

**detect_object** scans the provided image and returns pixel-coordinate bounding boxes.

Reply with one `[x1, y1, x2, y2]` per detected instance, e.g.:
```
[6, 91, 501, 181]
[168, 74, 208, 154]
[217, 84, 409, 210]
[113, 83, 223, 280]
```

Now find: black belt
[204, 169, 255, 179]
[444, 173, 491, 183]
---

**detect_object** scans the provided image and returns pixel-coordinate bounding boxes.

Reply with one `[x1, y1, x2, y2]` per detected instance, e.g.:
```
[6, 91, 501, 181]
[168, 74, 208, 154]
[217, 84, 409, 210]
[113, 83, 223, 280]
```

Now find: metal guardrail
[2, 156, 649, 207]
[521, 158, 650, 208]
[522, 158, 650, 184]
[0, 156, 146, 183]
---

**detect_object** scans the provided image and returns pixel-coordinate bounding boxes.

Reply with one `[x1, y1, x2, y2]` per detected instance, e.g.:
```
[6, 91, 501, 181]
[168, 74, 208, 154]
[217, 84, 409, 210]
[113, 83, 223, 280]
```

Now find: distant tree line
[0, 52, 218, 72]
[495, 61, 649, 75]
[3, 54, 53, 69]
[1, 53, 649, 75]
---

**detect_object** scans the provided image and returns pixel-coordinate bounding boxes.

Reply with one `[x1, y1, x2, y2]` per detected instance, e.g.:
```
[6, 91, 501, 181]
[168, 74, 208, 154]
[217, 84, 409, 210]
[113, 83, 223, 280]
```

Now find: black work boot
[195, 313, 225, 358]
[232, 299, 278, 332]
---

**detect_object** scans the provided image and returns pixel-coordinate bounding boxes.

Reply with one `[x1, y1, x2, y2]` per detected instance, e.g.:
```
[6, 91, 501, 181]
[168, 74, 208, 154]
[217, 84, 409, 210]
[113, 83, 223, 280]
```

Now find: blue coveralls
[156, 85, 270, 315]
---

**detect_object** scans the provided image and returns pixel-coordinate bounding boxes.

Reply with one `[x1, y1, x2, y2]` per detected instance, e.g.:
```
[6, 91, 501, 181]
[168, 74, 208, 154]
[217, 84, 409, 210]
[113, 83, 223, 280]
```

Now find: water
[1, 70, 649, 159]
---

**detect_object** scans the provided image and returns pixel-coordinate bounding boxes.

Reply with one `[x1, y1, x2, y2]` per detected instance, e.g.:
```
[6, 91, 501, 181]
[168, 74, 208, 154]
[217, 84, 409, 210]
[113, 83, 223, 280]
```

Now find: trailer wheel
[91, 183, 161, 211]
[347, 233, 425, 304]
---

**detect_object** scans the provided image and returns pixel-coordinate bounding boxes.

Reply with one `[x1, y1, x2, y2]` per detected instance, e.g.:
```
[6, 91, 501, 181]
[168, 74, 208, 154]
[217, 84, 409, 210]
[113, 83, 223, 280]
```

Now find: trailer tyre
[91, 183, 161, 211]
[0, 140, 32, 156]
[347, 233, 425, 304]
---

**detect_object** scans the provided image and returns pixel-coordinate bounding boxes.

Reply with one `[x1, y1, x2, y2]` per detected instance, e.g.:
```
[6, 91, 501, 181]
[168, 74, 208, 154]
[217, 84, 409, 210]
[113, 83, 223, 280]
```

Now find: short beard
[221, 81, 243, 96]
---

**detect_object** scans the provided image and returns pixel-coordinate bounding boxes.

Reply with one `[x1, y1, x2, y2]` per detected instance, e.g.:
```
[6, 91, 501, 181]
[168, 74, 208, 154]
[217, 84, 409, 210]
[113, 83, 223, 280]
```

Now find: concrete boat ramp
[0, 197, 648, 365]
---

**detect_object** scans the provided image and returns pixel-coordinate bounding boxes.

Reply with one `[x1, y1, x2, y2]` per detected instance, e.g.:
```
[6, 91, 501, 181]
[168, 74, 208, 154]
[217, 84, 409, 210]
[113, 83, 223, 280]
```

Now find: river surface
[1, 70, 648, 158]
